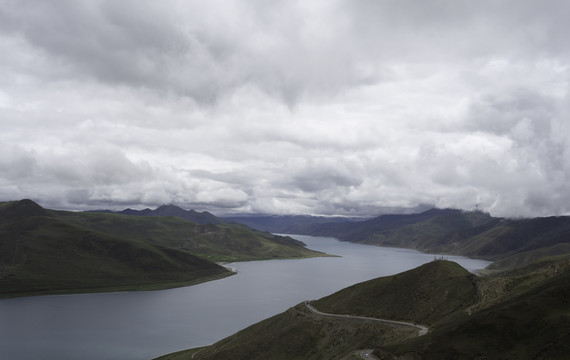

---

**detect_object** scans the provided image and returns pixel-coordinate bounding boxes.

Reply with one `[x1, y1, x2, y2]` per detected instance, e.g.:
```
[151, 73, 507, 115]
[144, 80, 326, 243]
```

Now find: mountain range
[89, 205, 570, 271]
[224, 214, 368, 233]
[5, 199, 570, 358]
[230, 208, 570, 271]
[0, 199, 324, 298]
[89, 204, 225, 224]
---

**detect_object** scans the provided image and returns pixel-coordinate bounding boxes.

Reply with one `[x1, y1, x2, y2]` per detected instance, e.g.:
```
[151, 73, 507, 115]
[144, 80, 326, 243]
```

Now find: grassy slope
[380, 256, 570, 359]
[0, 200, 231, 297]
[0, 200, 324, 297]
[486, 242, 570, 271]
[307, 209, 491, 245]
[155, 261, 478, 360]
[56, 210, 324, 262]
[452, 217, 570, 258]
[155, 303, 417, 360]
[305, 209, 570, 270]
[313, 260, 478, 325]
[156, 258, 570, 360]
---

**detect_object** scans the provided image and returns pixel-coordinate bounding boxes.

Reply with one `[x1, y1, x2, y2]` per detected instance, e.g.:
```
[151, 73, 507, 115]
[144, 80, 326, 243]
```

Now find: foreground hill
[313, 260, 478, 325]
[0, 200, 324, 297]
[380, 256, 570, 359]
[157, 257, 570, 360]
[233, 208, 570, 270]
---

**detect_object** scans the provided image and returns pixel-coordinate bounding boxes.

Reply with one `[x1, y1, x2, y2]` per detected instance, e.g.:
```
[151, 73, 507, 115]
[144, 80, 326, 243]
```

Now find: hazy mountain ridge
[159, 257, 570, 360]
[89, 204, 225, 225]
[0, 200, 324, 297]
[224, 214, 368, 234]
[229, 208, 570, 270]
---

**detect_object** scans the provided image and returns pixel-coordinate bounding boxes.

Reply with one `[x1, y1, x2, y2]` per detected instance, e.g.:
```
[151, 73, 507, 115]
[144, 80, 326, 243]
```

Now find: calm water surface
[0, 235, 491, 360]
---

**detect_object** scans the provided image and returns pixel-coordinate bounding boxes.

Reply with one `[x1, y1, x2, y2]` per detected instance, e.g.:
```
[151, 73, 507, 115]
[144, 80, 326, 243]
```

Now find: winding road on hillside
[304, 301, 428, 335]
[304, 301, 428, 359]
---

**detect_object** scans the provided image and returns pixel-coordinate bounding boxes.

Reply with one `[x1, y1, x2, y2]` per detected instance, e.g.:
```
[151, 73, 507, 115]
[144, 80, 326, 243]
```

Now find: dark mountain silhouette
[224, 214, 367, 233]
[91, 204, 226, 225]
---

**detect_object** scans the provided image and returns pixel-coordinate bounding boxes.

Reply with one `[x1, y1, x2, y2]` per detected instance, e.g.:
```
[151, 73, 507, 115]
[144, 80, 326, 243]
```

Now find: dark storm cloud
[342, 0, 570, 60]
[289, 159, 364, 193]
[1, 0, 570, 217]
[0, 0, 221, 101]
[0, 0, 362, 105]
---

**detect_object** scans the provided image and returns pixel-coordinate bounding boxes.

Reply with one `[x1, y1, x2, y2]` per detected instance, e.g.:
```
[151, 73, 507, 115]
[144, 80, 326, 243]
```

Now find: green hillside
[296, 208, 570, 270]
[0, 200, 325, 297]
[155, 303, 418, 360]
[157, 258, 570, 360]
[57, 209, 323, 262]
[313, 260, 478, 325]
[381, 256, 570, 359]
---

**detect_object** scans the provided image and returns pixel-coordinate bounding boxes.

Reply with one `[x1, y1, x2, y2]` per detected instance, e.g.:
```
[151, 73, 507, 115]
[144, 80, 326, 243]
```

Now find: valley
[155, 209, 570, 359]
[2, 200, 570, 359]
[0, 234, 490, 360]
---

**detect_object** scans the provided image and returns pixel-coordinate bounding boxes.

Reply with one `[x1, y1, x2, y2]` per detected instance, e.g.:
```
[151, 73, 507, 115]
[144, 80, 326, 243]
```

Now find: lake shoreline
[0, 235, 491, 360]
[0, 271, 236, 300]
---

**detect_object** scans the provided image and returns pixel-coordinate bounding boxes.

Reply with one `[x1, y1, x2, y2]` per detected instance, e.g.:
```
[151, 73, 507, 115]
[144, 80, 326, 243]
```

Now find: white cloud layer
[1, 0, 570, 217]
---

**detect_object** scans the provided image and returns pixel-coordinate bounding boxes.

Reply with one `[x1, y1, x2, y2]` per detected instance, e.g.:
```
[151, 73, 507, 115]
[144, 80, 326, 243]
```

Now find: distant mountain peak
[101, 204, 226, 225]
[156, 204, 183, 210]
[420, 208, 461, 215]
[0, 199, 52, 219]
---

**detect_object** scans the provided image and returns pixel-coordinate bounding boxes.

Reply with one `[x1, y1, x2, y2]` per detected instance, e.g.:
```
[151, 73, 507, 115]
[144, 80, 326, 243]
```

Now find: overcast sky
[1, 0, 569, 217]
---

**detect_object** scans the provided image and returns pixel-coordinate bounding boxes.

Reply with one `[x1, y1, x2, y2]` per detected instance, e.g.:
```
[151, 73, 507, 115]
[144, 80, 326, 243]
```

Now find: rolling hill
[312, 260, 478, 325]
[379, 255, 570, 359]
[157, 257, 570, 360]
[0, 200, 325, 297]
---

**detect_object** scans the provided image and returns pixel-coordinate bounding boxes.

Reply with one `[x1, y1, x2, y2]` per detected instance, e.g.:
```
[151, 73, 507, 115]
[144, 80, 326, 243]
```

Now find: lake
[0, 235, 491, 360]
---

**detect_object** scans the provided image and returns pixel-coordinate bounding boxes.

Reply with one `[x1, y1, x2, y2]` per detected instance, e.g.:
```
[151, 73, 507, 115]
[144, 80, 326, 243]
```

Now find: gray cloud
[1, 0, 570, 217]
[0, 0, 363, 105]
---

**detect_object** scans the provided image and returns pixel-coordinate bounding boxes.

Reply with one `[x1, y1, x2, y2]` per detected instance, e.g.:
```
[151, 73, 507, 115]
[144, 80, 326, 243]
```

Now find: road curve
[304, 301, 428, 336]
[305, 301, 428, 359]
